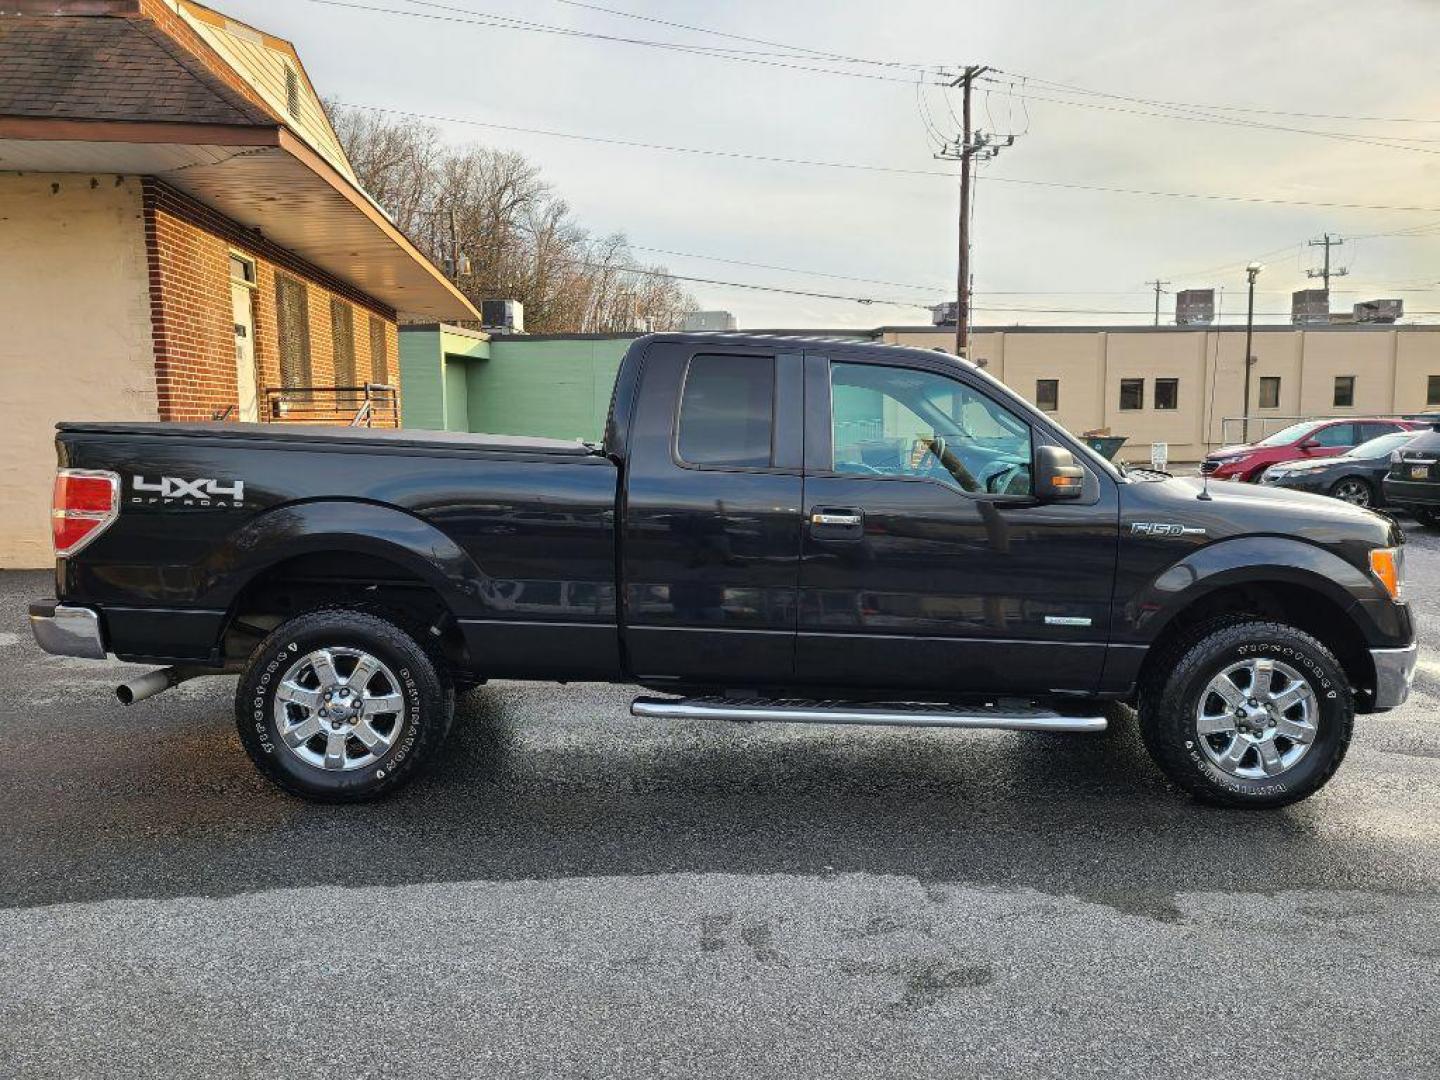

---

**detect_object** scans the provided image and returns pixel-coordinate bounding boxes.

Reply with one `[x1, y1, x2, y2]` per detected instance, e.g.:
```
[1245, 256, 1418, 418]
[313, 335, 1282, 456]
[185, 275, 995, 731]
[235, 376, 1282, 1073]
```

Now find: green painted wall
[443, 358, 469, 432]
[398, 328, 445, 430]
[466, 337, 632, 441]
[398, 326, 490, 430]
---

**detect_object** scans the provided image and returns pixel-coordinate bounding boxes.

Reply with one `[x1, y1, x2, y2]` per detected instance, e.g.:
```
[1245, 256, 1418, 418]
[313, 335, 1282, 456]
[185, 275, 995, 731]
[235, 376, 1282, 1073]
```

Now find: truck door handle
[810, 508, 863, 527]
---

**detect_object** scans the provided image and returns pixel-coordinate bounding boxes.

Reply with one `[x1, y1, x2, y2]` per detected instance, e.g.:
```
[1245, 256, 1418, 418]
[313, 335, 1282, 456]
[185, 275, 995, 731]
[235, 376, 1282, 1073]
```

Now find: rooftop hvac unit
[481, 299, 524, 334]
[1175, 288, 1215, 326]
[681, 310, 738, 332]
[1354, 298, 1403, 324]
[931, 301, 958, 326]
[1291, 289, 1330, 325]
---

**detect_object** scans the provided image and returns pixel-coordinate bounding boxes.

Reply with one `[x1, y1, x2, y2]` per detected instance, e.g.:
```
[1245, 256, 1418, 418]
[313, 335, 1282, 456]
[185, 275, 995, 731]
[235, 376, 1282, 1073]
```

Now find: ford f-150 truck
[30, 334, 1419, 807]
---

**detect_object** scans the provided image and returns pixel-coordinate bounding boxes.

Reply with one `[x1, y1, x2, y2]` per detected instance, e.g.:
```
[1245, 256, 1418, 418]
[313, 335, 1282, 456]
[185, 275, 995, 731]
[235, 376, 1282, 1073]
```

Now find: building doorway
[230, 254, 258, 421]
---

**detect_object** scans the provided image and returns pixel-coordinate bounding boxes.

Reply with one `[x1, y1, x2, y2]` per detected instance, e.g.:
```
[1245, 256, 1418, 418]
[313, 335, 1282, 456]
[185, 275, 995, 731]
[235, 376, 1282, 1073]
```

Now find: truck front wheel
[235, 608, 455, 802]
[1139, 619, 1354, 809]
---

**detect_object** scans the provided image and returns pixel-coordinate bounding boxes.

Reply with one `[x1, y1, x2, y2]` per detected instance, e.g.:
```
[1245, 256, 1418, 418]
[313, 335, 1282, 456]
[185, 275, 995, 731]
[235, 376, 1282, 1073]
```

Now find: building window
[285, 65, 301, 118]
[330, 298, 356, 387]
[1259, 376, 1281, 409]
[1036, 379, 1059, 412]
[369, 316, 389, 384]
[275, 273, 312, 390]
[1333, 376, 1355, 408]
[1119, 378, 1144, 410]
[1154, 378, 1178, 410]
[1428, 375, 1440, 407]
[228, 253, 255, 285]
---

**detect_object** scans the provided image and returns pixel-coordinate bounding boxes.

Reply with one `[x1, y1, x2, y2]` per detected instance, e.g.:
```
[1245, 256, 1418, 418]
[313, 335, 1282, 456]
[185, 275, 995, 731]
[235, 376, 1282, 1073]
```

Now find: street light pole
[1242, 262, 1262, 443]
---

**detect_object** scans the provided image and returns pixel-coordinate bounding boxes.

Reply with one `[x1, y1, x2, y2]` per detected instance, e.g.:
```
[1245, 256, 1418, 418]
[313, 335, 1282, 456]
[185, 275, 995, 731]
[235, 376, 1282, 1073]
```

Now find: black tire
[1328, 476, 1373, 507]
[235, 608, 454, 802]
[1138, 618, 1353, 809]
[1413, 507, 1440, 528]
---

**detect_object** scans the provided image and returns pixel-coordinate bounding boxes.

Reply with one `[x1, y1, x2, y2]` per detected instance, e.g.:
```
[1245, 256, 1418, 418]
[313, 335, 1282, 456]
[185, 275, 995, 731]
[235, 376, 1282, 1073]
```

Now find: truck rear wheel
[235, 608, 454, 802]
[1138, 619, 1353, 809]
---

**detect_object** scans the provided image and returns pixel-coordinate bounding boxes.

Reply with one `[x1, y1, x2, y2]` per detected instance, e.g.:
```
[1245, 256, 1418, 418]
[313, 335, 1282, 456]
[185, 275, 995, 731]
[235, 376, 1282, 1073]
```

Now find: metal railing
[264, 383, 399, 428]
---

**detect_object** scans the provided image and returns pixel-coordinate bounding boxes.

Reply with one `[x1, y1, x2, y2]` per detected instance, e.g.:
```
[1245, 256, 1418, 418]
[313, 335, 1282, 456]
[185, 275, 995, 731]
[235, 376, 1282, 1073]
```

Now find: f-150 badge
[1131, 521, 1206, 537]
[131, 475, 245, 507]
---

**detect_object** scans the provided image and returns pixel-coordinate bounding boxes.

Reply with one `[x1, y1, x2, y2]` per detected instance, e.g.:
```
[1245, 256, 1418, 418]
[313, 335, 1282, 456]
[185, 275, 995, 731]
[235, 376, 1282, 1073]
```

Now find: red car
[1204, 417, 1424, 482]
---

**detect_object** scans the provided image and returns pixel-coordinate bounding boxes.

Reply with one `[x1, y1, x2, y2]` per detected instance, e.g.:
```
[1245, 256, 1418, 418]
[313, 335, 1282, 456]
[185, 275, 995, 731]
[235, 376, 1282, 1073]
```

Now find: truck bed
[57, 421, 596, 457]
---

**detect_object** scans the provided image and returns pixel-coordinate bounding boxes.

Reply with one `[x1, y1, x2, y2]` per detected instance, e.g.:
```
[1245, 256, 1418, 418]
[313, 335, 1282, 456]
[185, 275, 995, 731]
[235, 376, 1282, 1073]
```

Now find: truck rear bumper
[1371, 643, 1419, 710]
[29, 600, 107, 660]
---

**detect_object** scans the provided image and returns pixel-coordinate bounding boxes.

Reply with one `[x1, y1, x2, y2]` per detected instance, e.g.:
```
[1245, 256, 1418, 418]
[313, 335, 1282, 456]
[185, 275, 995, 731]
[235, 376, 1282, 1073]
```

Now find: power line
[305, 0, 938, 84]
[630, 245, 945, 292]
[992, 71, 1440, 127]
[547, 0, 932, 72]
[336, 102, 1440, 215]
[979, 80, 1440, 158]
[334, 101, 954, 175]
[578, 256, 1440, 315]
[633, 246, 1440, 295]
[572, 259, 930, 308]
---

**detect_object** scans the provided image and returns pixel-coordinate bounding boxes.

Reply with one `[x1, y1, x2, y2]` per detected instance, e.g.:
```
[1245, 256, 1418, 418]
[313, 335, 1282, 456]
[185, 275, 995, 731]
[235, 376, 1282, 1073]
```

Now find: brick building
[0, 0, 477, 567]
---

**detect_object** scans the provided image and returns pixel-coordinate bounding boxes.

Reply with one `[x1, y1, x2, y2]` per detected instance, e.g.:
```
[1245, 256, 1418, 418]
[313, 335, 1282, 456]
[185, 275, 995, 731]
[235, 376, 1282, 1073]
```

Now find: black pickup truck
[31, 333, 1418, 807]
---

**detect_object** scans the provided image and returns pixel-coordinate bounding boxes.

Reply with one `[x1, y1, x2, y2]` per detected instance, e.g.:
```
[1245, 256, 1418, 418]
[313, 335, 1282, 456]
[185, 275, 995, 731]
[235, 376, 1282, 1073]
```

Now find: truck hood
[1124, 474, 1402, 551]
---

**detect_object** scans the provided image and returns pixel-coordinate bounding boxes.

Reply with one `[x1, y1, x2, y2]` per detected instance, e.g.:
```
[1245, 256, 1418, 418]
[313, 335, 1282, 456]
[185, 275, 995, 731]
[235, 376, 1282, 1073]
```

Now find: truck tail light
[52, 469, 120, 556]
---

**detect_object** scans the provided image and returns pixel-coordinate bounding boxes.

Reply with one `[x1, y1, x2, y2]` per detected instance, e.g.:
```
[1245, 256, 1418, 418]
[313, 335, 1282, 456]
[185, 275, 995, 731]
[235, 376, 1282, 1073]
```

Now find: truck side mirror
[1034, 445, 1085, 500]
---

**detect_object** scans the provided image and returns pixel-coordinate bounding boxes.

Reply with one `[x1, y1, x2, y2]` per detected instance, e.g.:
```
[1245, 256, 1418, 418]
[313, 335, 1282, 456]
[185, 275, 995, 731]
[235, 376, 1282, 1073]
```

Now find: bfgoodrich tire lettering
[235, 608, 454, 802]
[1139, 619, 1354, 809]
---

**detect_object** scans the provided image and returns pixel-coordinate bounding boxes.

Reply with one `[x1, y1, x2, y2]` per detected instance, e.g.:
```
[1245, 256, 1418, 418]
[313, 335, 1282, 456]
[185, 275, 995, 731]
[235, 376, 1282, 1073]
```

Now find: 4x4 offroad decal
[130, 475, 245, 508]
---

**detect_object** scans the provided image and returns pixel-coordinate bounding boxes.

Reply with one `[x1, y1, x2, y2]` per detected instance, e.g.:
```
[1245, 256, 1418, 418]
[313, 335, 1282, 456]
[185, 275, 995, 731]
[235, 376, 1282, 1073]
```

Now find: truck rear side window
[677, 354, 774, 467]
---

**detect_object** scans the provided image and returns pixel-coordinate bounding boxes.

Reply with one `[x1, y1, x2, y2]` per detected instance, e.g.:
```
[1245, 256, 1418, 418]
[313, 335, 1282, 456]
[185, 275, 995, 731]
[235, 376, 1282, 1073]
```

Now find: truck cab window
[830, 362, 1032, 496]
[677, 354, 774, 467]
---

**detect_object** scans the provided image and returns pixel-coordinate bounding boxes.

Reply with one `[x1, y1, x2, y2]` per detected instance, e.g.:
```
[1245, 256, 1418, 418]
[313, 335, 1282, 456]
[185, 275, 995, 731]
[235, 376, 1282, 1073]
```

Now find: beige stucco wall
[0, 174, 158, 568]
[883, 326, 1440, 465]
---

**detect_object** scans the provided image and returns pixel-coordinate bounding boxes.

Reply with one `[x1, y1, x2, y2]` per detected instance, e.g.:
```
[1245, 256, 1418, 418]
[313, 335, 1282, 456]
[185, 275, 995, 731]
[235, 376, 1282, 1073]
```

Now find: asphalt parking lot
[2, 528, 1438, 1080]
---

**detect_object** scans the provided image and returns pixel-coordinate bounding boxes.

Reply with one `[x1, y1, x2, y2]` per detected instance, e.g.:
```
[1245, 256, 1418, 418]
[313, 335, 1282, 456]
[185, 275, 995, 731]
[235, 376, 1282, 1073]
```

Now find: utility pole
[1147, 279, 1171, 326]
[1242, 263, 1263, 443]
[448, 207, 461, 285]
[1306, 233, 1348, 293]
[935, 65, 1013, 359]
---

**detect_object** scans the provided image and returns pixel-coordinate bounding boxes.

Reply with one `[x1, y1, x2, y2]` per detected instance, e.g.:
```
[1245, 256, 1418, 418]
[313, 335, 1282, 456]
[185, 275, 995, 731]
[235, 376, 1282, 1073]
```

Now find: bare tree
[326, 102, 442, 237]
[329, 103, 696, 334]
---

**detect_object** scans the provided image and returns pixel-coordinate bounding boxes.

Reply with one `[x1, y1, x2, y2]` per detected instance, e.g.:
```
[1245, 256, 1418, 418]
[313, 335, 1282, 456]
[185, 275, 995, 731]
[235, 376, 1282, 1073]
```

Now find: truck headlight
[1369, 547, 1405, 601]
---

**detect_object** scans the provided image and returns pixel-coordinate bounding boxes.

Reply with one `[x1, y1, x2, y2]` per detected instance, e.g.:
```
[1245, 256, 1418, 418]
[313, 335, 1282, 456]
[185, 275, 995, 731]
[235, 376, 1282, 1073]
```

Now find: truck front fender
[1123, 534, 1401, 646]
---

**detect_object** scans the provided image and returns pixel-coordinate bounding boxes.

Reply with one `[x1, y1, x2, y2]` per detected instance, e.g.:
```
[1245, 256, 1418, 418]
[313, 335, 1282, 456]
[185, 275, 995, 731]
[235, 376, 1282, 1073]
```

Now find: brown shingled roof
[0, 14, 273, 125]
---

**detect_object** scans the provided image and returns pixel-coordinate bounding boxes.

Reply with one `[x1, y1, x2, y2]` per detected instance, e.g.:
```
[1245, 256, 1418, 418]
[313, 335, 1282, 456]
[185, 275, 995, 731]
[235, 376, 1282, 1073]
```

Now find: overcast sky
[227, 0, 1440, 329]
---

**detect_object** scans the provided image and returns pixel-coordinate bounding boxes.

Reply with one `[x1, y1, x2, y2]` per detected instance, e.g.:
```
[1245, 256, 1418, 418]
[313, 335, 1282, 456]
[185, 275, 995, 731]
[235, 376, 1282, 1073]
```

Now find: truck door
[620, 341, 805, 686]
[796, 351, 1119, 696]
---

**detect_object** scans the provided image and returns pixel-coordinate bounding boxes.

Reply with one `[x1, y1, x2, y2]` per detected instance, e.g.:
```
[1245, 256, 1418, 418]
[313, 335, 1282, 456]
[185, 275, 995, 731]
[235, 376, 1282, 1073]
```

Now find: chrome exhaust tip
[115, 665, 231, 705]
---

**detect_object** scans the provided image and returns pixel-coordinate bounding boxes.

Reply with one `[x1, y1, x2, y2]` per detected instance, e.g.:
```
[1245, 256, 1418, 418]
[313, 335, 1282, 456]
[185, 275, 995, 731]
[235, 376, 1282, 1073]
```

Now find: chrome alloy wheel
[273, 647, 406, 771]
[1331, 478, 1372, 506]
[1196, 658, 1318, 780]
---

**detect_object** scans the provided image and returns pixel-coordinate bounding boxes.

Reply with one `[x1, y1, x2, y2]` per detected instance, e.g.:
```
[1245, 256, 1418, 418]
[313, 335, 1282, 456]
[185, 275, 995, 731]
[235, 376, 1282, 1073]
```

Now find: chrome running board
[630, 696, 1106, 733]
